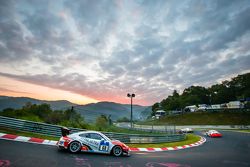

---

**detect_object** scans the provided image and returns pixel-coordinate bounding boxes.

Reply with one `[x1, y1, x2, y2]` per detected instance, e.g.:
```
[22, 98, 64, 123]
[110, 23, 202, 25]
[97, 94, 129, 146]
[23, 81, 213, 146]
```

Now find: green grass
[127, 134, 201, 148]
[140, 111, 250, 125]
[223, 129, 250, 133]
[237, 130, 250, 133]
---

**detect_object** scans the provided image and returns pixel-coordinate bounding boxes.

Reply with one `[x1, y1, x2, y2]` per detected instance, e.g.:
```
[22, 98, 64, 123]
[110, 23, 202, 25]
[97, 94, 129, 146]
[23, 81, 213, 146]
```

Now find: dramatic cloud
[0, 0, 250, 105]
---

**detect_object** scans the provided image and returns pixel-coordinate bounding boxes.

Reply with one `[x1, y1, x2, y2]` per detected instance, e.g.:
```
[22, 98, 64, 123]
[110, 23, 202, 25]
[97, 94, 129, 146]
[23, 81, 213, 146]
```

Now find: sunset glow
[0, 76, 98, 105]
[0, 0, 250, 106]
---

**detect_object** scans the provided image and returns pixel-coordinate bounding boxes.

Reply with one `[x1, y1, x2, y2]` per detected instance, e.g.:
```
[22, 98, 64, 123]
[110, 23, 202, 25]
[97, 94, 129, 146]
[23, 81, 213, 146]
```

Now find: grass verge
[139, 111, 250, 125]
[223, 129, 250, 133]
[127, 134, 201, 148]
[236, 129, 250, 133]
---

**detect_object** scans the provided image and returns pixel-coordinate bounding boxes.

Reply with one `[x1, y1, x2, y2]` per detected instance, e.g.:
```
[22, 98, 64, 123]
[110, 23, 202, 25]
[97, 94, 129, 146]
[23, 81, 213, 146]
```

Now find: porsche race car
[57, 129, 130, 157]
[205, 130, 222, 138]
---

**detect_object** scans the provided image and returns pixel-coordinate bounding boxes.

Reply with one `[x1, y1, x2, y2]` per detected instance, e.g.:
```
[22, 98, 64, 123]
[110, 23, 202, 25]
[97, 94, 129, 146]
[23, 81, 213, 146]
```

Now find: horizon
[0, 94, 150, 107]
[0, 71, 247, 107]
[0, 0, 250, 106]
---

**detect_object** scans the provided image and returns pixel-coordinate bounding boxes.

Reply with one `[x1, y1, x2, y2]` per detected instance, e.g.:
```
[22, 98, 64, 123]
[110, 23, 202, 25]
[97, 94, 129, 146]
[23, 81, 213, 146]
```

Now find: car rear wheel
[69, 141, 81, 153]
[112, 146, 122, 157]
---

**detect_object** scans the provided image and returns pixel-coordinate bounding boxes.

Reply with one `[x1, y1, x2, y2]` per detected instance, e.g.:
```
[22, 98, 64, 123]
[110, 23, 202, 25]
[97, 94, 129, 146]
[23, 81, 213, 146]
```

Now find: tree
[117, 117, 130, 122]
[0, 103, 88, 128]
[152, 73, 250, 112]
[172, 90, 179, 98]
[95, 115, 109, 130]
[36, 103, 52, 120]
[151, 102, 160, 116]
[46, 110, 64, 124]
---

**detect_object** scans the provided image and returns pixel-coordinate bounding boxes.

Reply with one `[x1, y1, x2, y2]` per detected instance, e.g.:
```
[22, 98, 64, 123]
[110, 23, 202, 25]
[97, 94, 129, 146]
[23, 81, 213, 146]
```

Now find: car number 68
[100, 145, 109, 151]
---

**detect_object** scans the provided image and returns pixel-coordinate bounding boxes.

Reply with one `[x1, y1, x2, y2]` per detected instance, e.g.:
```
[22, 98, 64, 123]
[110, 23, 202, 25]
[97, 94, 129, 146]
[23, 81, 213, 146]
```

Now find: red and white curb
[0, 133, 57, 146]
[0, 132, 206, 152]
[129, 137, 206, 152]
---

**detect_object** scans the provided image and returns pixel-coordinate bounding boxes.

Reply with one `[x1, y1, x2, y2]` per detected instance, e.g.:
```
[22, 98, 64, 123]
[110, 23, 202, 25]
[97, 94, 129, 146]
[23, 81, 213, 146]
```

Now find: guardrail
[174, 125, 250, 130]
[116, 123, 250, 132]
[115, 122, 177, 133]
[0, 116, 185, 144]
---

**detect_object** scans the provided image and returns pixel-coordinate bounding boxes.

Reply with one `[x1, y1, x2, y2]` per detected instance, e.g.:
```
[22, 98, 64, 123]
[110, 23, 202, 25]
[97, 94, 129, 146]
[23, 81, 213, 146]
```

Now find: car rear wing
[61, 127, 71, 137]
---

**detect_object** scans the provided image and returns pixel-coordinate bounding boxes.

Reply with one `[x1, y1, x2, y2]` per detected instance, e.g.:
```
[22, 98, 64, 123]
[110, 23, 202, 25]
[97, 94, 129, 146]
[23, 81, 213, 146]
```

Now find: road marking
[42, 140, 57, 145]
[138, 148, 148, 152]
[28, 137, 44, 143]
[15, 136, 30, 142]
[0, 133, 6, 137]
[154, 148, 163, 151]
[2, 134, 18, 139]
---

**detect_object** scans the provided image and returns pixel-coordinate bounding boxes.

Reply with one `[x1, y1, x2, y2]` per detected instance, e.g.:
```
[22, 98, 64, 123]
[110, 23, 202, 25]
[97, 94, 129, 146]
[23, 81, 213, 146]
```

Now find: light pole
[127, 93, 135, 128]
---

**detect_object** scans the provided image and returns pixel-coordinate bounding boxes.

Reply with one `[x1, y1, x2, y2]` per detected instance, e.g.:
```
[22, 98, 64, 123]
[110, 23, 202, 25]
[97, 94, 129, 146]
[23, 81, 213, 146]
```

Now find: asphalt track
[0, 131, 250, 167]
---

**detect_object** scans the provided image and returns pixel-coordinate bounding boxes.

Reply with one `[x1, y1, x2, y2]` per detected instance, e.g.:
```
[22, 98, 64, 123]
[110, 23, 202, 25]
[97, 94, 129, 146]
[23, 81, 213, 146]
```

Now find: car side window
[79, 133, 90, 138]
[90, 133, 103, 140]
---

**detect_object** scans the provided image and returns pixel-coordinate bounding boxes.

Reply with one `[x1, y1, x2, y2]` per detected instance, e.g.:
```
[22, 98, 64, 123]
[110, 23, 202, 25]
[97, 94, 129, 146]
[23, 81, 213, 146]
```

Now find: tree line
[0, 102, 111, 130]
[152, 73, 250, 116]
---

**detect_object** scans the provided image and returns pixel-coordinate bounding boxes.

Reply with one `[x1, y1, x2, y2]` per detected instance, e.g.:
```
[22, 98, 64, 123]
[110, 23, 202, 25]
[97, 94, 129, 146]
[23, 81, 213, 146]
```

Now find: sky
[0, 0, 250, 106]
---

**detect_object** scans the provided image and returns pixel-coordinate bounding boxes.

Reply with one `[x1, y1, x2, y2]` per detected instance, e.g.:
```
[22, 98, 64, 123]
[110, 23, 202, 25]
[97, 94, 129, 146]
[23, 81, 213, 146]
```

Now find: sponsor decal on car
[81, 138, 99, 150]
[99, 140, 109, 152]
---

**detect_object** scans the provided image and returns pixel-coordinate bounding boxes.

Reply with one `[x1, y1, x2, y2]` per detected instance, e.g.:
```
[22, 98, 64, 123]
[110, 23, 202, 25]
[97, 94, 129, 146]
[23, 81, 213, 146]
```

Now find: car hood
[111, 140, 126, 146]
[111, 139, 121, 143]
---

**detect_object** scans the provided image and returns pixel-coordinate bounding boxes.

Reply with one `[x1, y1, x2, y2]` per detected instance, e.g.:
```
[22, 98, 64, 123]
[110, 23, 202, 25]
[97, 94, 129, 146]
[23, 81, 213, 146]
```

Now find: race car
[57, 129, 130, 157]
[205, 130, 222, 138]
[180, 128, 193, 133]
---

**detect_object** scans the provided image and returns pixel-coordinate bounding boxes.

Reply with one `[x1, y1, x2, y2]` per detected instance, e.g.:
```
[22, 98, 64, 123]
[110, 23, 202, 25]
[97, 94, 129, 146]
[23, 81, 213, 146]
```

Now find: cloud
[0, 87, 33, 95]
[0, 0, 250, 105]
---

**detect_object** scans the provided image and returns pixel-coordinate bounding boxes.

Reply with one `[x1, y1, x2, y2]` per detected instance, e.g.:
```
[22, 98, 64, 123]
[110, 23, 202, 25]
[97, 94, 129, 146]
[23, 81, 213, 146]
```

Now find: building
[154, 110, 166, 119]
[184, 105, 198, 112]
[227, 101, 243, 109]
[198, 104, 209, 110]
[211, 104, 222, 109]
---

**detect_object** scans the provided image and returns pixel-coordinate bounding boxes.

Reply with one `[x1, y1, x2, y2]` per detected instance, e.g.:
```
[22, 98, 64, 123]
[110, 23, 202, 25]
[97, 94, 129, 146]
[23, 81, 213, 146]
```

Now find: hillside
[0, 96, 75, 111]
[73, 101, 151, 122]
[151, 73, 250, 116]
[0, 96, 150, 122]
[141, 111, 250, 125]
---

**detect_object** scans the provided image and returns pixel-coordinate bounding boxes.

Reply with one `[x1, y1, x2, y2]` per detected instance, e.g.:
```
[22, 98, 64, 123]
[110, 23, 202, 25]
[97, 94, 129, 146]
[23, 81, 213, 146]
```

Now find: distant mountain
[0, 96, 151, 123]
[139, 106, 152, 119]
[0, 96, 75, 111]
[74, 102, 150, 122]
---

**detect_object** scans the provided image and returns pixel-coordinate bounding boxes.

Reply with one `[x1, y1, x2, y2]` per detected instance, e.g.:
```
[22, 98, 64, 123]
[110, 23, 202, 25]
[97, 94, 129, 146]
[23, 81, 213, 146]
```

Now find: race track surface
[0, 131, 249, 167]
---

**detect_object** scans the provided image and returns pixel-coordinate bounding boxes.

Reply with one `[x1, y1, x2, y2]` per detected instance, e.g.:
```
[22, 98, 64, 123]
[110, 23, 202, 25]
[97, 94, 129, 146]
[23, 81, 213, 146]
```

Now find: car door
[78, 133, 98, 151]
[89, 133, 111, 153]
[80, 133, 108, 153]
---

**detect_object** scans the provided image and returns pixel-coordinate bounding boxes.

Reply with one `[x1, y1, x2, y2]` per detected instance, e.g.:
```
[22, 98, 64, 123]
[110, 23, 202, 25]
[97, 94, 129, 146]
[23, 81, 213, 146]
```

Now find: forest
[151, 73, 250, 116]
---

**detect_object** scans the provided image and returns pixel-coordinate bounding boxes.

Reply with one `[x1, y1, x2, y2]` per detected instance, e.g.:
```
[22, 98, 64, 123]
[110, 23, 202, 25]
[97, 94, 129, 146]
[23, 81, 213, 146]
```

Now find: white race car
[57, 130, 130, 157]
[180, 128, 193, 133]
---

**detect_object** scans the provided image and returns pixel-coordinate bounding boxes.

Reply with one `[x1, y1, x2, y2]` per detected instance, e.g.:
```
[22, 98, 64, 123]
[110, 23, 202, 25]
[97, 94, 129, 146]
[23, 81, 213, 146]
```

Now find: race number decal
[99, 140, 109, 152]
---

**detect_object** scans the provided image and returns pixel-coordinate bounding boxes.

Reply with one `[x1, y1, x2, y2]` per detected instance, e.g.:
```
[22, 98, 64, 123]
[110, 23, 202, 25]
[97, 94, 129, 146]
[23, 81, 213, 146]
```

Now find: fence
[116, 123, 250, 132]
[0, 116, 185, 144]
[133, 124, 176, 133]
[115, 122, 177, 133]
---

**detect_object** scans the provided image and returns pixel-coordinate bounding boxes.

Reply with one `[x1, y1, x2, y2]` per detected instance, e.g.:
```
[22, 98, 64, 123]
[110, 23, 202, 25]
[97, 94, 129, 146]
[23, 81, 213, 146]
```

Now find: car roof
[72, 130, 103, 135]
